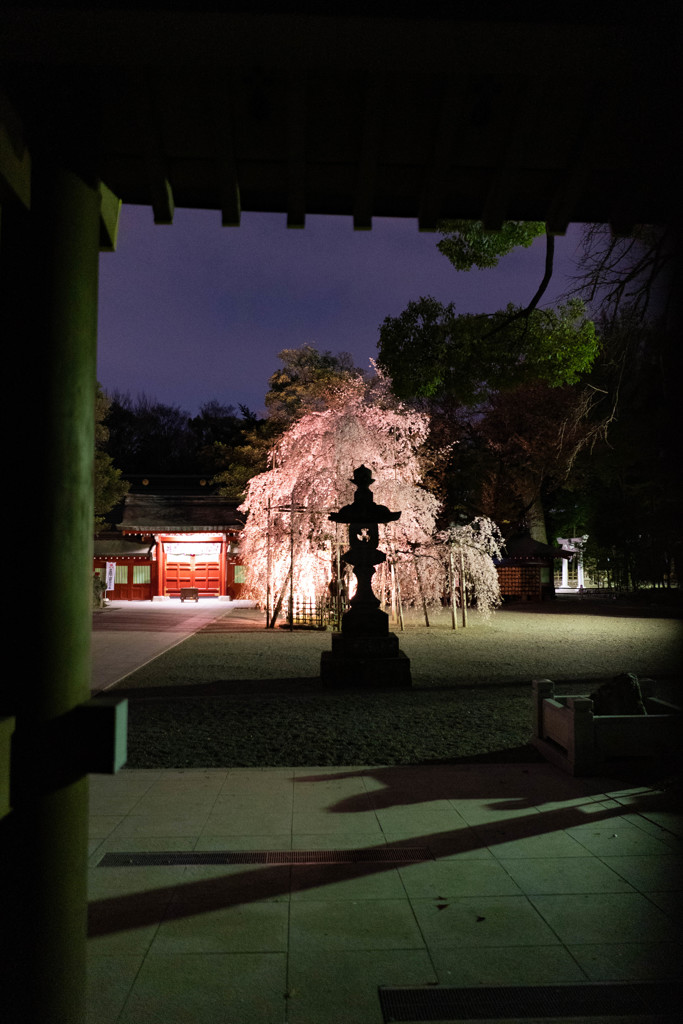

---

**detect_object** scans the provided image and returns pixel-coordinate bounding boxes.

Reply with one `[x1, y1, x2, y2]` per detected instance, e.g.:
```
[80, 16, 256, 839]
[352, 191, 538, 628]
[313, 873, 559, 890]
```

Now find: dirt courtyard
[117, 600, 683, 692]
[110, 600, 682, 768]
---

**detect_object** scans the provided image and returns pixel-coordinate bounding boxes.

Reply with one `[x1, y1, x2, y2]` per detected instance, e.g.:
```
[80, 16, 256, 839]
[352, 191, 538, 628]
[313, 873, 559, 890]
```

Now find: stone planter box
[532, 679, 682, 775]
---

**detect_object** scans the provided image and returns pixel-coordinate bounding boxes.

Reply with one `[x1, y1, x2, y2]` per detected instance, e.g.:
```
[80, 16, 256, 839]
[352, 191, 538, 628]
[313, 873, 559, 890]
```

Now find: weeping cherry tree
[238, 372, 502, 622]
[238, 373, 440, 616]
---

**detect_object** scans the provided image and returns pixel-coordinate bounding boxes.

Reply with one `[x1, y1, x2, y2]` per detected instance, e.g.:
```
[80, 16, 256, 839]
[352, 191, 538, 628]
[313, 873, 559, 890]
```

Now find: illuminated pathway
[91, 600, 260, 693]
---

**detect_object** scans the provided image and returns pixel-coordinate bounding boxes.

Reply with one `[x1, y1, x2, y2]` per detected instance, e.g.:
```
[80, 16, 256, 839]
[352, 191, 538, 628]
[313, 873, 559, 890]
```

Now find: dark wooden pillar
[0, 160, 101, 1023]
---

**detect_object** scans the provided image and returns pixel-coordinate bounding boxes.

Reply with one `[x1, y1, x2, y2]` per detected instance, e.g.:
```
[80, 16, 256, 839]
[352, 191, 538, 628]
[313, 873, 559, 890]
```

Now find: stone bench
[532, 678, 682, 775]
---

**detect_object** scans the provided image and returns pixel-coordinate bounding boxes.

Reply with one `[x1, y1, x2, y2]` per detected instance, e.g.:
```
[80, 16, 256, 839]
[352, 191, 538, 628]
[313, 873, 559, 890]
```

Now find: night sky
[97, 206, 585, 416]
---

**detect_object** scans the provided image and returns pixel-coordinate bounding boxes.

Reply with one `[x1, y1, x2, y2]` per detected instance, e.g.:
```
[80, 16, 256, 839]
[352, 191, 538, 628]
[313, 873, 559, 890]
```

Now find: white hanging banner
[105, 562, 117, 591]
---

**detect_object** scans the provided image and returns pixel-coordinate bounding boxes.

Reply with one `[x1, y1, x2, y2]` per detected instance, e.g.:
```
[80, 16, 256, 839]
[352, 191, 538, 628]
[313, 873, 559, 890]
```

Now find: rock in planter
[589, 672, 647, 716]
[532, 677, 682, 775]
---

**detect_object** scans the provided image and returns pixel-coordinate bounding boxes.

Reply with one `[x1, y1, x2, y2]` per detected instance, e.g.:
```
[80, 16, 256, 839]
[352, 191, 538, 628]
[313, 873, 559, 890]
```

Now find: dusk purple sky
[97, 207, 585, 416]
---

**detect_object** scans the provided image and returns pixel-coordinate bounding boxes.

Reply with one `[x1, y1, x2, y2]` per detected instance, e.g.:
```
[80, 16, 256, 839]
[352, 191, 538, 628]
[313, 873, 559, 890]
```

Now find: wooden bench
[180, 588, 199, 602]
[532, 678, 682, 775]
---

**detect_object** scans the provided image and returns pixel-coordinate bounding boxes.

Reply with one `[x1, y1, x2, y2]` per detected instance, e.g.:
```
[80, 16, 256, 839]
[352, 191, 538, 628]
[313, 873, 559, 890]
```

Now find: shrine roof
[94, 534, 155, 558]
[117, 494, 244, 533]
[497, 534, 570, 565]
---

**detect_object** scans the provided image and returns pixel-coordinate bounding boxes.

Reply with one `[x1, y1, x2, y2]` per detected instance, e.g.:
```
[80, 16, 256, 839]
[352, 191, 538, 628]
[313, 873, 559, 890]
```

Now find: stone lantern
[320, 465, 411, 686]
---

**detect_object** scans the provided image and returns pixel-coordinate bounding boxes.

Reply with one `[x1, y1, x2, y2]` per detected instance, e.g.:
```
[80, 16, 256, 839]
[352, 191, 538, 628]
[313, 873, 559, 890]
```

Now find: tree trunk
[269, 568, 292, 628]
[523, 492, 548, 544]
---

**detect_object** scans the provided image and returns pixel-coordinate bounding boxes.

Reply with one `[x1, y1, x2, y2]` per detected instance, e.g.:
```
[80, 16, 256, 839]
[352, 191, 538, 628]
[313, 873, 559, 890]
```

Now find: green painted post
[0, 162, 101, 1023]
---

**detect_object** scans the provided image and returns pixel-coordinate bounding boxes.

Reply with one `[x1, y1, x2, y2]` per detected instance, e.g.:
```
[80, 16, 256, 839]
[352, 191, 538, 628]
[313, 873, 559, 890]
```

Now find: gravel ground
[109, 600, 682, 769]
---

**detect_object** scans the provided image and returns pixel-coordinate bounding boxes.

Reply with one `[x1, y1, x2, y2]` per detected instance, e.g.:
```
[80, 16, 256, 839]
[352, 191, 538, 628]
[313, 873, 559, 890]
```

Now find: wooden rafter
[287, 75, 306, 229]
[353, 77, 385, 231]
[132, 70, 175, 226]
[417, 82, 461, 233]
[481, 77, 540, 231]
[211, 80, 241, 228]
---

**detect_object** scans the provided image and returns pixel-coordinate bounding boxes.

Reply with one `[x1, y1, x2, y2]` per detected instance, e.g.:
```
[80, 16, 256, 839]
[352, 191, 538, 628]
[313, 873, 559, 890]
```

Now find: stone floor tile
[624, 812, 683, 847]
[529, 892, 682, 944]
[475, 824, 593, 859]
[86, 954, 145, 1024]
[410, 895, 561, 949]
[499, 856, 636, 895]
[388, 831, 496, 860]
[431, 944, 589, 986]
[88, 815, 126, 839]
[152, 900, 289, 953]
[88, 864, 188, 899]
[210, 792, 293, 812]
[398, 859, 522, 898]
[292, 810, 382, 834]
[200, 812, 293, 836]
[290, 863, 406, 900]
[174, 864, 292, 903]
[198, 833, 292, 851]
[568, 941, 683, 981]
[286, 949, 437, 1024]
[599, 854, 683, 891]
[88, 897, 167, 957]
[634, 810, 683, 839]
[148, 769, 227, 786]
[289, 899, 426, 951]
[375, 807, 469, 833]
[88, 836, 198, 865]
[291, 832, 389, 850]
[117, 952, 287, 1024]
[565, 824, 678, 857]
[89, 792, 148, 816]
[293, 776, 370, 801]
[449, 800, 543, 827]
[642, 889, 683, 919]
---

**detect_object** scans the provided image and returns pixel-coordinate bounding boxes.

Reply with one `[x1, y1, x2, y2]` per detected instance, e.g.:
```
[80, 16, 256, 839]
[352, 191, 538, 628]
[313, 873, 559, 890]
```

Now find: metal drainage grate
[98, 847, 433, 867]
[378, 981, 683, 1021]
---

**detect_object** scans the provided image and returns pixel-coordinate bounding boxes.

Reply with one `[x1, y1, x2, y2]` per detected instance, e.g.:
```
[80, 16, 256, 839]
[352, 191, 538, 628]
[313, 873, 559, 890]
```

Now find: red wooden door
[164, 559, 220, 597]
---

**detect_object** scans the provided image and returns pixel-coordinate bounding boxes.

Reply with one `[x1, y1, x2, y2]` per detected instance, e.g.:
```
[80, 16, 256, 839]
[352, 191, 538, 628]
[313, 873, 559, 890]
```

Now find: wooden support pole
[266, 498, 272, 627]
[1, 160, 101, 1023]
[449, 546, 458, 629]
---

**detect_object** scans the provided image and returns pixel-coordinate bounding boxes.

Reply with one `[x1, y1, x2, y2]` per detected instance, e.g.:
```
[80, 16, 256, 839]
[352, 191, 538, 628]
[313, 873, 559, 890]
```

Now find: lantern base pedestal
[320, 631, 412, 687]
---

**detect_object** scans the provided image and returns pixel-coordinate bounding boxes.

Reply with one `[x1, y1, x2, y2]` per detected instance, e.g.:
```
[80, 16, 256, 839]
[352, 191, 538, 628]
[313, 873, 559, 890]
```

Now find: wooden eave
[1, 5, 680, 233]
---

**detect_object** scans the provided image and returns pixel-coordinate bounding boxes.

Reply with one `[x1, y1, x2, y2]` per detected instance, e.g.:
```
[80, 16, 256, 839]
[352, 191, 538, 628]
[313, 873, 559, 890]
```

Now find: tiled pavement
[87, 763, 683, 1023]
[88, 601, 682, 1021]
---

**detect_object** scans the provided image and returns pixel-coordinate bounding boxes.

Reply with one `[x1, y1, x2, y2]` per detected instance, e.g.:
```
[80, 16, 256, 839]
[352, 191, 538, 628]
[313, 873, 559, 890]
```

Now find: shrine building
[94, 491, 245, 601]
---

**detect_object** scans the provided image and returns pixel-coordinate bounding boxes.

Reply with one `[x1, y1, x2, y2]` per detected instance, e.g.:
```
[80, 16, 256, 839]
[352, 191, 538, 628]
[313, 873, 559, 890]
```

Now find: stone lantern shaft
[321, 465, 411, 686]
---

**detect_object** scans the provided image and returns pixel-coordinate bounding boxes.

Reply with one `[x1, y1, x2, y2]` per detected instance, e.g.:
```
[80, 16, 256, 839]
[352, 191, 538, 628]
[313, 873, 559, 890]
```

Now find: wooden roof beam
[287, 77, 306, 229]
[481, 78, 539, 231]
[417, 83, 460, 232]
[545, 82, 607, 237]
[353, 78, 385, 231]
[132, 71, 175, 225]
[211, 84, 241, 227]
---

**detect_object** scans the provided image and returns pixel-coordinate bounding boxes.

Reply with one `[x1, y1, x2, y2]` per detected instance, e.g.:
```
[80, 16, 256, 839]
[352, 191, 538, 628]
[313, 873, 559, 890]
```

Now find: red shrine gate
[94, 494, 246, 600]
[158, 536, 226, 598]
[94, 532, 245, 600]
